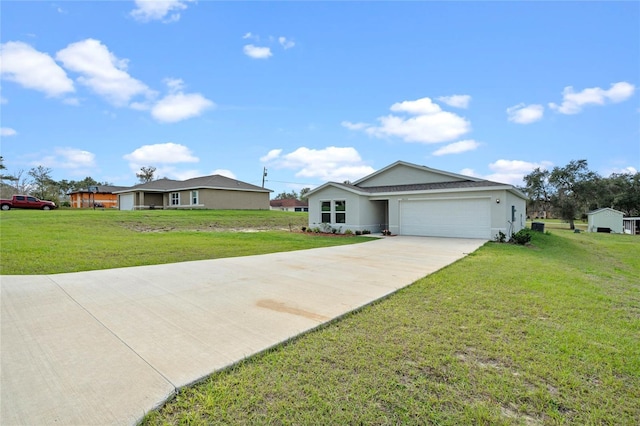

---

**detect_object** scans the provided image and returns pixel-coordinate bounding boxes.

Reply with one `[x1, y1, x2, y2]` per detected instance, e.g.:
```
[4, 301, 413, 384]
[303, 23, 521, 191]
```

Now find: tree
[548, 159, 596, 229]
[274, 190, 299, 200]
[299, 187, 311, 202]
[522, 167, 551, 217]
[136, 166, 156, 183]
[28, 165, 57, 201]
[608, 172, 640, 216]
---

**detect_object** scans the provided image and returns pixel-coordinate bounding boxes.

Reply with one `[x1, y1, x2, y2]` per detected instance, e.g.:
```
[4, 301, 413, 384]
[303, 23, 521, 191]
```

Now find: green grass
[0, 209, 370, 275]
[143, 231, 639, 425]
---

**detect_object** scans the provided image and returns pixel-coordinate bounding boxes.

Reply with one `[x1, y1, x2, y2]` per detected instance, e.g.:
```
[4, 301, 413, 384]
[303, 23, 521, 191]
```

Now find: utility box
[531, 222, 545, 232]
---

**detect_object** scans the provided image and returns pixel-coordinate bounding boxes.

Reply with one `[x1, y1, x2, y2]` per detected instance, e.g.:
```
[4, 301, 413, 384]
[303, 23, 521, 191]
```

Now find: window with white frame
[320, 200, 347, 223]
[170, 192, 180, 206]
[321, 201, 331, 223]
[335, 200, 346, 223]
[191, 190, 199, 205]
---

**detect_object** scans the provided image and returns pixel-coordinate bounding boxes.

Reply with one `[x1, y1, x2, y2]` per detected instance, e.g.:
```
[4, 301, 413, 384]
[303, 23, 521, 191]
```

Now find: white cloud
[485, 159, 554, 185]
[31, 147, 97, 175]
[260, 149, 282, 162]
[211, 169, 237, 179]
[130, 0, 193, 23]
[243, 44, 272, 59]
[1, 127, 17, 137]
[507, 103, 544, 124]
[346, 97, 471, 144]
[549, 81, 636, 115]
[261, 146, 375, 182]
[0, 41, 75, 97]
[123, 143, 199, 170]
[459, 168, 477, 177]
[151, 92, 214, 123]
[341, 121, 368, 130]
[278, 36, 295, 49]
[56, 39, 155, 107]
[242, 32, 253, 40]
[432, 140, 480, 156]
[437, 94, 471, 109]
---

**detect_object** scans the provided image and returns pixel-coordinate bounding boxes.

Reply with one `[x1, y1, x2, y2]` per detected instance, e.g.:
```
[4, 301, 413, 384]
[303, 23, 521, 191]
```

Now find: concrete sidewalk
[1, 236, 485, 425]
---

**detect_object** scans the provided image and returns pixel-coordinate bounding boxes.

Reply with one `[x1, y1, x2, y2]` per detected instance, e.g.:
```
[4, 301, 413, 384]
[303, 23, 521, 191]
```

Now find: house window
[191, 190, 199, 205]
[335, 200, 346, 223]
[321, 201, 331, 223]
[170, 192, 180, 206]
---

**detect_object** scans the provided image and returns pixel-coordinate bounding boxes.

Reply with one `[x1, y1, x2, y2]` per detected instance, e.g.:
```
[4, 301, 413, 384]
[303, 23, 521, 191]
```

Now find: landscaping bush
[510, 228, 532, 245]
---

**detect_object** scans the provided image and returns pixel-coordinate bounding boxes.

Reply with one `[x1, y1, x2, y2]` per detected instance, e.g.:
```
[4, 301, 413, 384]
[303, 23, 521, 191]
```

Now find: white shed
[587, 208, 624, 233]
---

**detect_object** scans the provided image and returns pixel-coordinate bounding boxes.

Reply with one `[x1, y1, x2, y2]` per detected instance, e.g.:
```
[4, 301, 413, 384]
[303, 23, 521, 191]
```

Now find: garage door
[400, 198, 491, 238]
[119, 194, 134, 211]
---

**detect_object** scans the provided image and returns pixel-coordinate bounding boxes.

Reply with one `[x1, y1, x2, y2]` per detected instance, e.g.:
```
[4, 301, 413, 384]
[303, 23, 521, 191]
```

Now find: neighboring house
[587, 208, 624, 233]
[69, 186, 129, 208]
[270, 199, 309, 212]
[306, 160, 528, 239]
[113, 175, 271, 210]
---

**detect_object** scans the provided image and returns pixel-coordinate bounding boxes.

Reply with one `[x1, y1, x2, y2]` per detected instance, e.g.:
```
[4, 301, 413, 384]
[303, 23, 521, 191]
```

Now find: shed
[587, 208, 624, 233]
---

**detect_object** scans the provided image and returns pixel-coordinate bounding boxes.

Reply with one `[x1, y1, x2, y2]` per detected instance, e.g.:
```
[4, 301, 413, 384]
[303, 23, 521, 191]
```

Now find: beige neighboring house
[587, 207, 624, 233]
[307, 160, 528, 240]
[269, 199, 309, 212]
[114, 175, 271, 210]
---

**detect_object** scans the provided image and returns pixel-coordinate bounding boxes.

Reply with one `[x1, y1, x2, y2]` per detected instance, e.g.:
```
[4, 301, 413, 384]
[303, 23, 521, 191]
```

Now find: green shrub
[344, 229, 353, 235]
[495, 231, 506, 243]
[510, 228, 532, 245]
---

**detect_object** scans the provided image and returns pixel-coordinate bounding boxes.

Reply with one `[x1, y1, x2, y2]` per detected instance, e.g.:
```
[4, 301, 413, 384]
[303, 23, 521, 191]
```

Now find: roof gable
[587, 207, 624, 216]
[354, 160, 478, 187]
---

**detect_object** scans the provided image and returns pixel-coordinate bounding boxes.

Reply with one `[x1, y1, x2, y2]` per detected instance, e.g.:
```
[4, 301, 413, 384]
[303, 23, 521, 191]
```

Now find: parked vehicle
[0, 195, 57, 210]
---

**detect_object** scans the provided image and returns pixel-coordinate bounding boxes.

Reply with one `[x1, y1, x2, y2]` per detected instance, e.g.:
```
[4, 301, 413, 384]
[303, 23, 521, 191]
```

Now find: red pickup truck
[0, 195, 57, 210]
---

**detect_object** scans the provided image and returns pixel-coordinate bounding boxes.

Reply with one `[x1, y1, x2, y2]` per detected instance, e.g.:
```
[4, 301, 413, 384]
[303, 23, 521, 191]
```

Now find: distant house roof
[113, 175, 272, 194]
[587, 207, 624, 215]
[69, 185, 129, 194]
[270, 199, 308, 208]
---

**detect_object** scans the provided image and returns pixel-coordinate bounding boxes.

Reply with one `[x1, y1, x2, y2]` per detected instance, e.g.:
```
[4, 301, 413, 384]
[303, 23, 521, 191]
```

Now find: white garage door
[119, 194, 134, 211]
[400, 198, 491, 239]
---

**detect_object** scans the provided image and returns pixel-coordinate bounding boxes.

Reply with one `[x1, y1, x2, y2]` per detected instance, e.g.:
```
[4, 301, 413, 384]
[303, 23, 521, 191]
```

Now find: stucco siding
[196, 189, 269, 210]
[358, 164, 465, 187]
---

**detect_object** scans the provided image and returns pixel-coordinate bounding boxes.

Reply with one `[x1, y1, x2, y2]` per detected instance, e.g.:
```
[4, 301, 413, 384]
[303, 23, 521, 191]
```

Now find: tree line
[522, 159, 640, 229]
[0, 157, 112, 204]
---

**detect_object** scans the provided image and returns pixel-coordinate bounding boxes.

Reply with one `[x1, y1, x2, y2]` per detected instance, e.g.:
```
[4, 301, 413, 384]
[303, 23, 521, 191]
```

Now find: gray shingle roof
[114, 175, 271, 193]
[327, 180, 508, 194]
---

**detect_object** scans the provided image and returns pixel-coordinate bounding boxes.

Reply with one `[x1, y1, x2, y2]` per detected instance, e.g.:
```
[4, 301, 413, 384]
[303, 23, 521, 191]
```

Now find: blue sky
[1, 1, 638, 195]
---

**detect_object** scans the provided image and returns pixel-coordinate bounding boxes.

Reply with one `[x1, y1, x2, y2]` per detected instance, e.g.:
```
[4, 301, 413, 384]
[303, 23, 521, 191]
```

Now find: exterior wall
[307, 187, 365, 231]
[504, 190, 527, 237]
[379, 189, 525, 239]
[191, 189, 269, 210]
[358, 164, 465, 187]
[70, 193, 118, 208]
[270, 206, 309, 212]
[587, 210, 624, 233]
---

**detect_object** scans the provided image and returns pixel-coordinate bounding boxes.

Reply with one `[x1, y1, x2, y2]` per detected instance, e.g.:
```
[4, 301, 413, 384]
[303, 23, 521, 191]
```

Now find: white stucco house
[587, 208, 624, 233]
[307, 161, 528, 240]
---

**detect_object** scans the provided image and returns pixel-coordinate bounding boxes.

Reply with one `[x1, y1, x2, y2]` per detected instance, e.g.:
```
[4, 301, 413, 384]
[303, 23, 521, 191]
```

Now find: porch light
[496, 198, 500, 204]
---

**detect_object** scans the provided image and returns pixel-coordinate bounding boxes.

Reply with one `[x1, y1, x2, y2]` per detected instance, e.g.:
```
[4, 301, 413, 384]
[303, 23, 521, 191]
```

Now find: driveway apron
[1, 236, 486, 425]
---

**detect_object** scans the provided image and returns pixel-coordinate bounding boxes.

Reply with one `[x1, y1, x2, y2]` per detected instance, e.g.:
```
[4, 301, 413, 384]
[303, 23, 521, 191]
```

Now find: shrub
[495, 231, 506, 243]
[344, 229, 353, 235]
[510, 228, 532, 245]
[355, 230, 362, 235]
[362, 229, 371, 235]
[301, 226, 307, 232]
[320, 223, 332, 233]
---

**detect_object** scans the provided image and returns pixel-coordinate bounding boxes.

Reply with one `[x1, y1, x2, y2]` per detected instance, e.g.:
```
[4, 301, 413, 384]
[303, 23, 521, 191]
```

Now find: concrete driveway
[1, 236, 485, 425]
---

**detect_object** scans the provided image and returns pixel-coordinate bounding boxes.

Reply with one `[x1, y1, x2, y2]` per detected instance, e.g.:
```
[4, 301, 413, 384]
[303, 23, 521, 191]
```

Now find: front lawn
[0, 209, 370, 275]
[144, 230, 639, 425]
